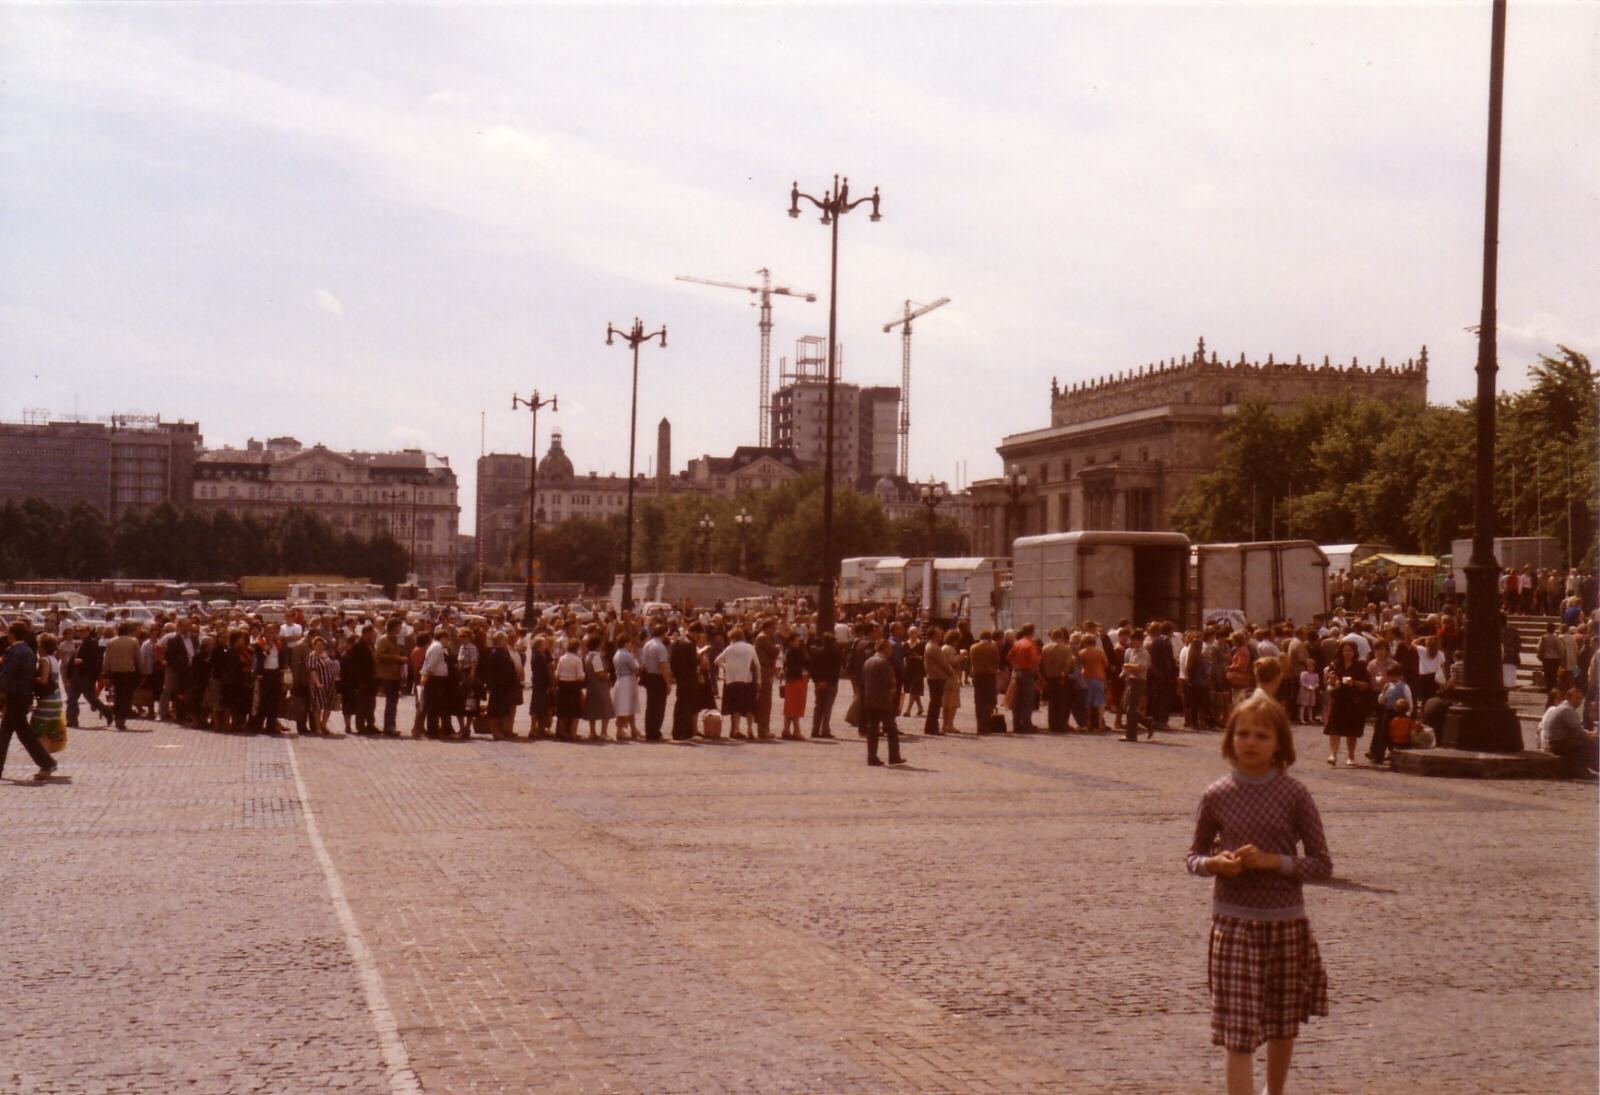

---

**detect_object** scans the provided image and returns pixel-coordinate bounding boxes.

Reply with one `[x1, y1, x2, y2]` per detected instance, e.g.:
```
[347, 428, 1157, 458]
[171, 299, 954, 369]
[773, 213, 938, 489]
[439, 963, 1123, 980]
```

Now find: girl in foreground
[1187, 691, 1332, 1095]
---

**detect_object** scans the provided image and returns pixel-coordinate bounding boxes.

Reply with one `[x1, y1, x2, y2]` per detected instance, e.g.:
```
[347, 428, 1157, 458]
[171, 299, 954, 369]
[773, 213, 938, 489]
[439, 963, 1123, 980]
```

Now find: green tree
[892, 513, 971, 557]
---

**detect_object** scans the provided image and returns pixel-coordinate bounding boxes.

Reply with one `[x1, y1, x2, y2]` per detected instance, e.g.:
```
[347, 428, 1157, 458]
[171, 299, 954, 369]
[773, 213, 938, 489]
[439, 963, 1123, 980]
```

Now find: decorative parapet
[1049, 336, 1429, 427]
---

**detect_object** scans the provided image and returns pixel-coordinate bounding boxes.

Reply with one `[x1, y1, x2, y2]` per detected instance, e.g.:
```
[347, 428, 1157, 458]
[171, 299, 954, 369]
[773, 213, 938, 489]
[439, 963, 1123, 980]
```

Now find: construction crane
[883, 296, 951, 479]
[675, 268, 816, 447]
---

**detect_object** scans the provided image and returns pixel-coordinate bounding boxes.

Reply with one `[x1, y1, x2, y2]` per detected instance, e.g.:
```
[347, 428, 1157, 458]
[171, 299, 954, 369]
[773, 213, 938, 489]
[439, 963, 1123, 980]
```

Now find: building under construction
[768, 335, 899, 488]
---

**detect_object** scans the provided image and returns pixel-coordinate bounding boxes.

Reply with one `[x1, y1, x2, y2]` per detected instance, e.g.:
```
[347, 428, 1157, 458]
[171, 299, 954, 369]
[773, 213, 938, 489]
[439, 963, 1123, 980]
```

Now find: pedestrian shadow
[6, 774, 73, 786]
[1311, 877, 1399, 895]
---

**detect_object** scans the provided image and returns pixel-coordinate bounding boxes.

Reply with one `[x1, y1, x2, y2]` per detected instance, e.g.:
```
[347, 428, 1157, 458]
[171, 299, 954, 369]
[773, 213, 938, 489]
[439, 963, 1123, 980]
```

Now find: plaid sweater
[1186, 769, 1332, 921]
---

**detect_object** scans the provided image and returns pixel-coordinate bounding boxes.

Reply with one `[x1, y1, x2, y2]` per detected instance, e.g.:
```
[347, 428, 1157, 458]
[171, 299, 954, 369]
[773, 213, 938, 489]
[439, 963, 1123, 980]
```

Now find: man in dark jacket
[861, 640, 904, 766]
[68, 622, 112, 727]
[668, 622, 703, 741]
[806, 629, 841, 739]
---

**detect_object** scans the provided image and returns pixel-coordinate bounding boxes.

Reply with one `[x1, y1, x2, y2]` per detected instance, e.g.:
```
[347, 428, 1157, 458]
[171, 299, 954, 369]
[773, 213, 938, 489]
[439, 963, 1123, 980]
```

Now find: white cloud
[313, 289, 344, 319]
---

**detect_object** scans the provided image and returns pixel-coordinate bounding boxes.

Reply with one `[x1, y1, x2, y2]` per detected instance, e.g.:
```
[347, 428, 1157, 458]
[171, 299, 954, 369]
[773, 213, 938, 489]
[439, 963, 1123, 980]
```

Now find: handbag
[843, 695, 861, 727]
[1002, 678, 1017, 710]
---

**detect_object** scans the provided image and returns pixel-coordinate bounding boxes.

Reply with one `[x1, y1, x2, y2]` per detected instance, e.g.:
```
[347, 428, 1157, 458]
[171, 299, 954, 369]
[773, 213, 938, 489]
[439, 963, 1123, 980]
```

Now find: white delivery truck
[1010, 532, 1190, 632]
[930, 557, 1006, 631]
[838, 557, 892, 609]
[870, 557, 911, 606]
[1193, 540, 1329, 628]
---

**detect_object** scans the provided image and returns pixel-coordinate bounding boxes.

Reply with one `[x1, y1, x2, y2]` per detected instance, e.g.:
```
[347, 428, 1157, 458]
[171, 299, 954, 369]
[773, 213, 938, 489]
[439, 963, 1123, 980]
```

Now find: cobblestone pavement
[2, 693, 1593, 1094]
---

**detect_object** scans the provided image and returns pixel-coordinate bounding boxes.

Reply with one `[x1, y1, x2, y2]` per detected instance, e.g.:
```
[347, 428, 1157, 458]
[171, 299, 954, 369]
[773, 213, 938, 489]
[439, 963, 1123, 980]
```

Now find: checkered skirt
[1207, 914, 1328, 1052]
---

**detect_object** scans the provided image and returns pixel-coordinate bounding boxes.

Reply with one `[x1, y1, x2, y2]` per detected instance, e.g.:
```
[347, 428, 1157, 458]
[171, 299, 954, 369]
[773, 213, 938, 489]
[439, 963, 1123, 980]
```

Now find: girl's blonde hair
[1222, 691, 1296, 768]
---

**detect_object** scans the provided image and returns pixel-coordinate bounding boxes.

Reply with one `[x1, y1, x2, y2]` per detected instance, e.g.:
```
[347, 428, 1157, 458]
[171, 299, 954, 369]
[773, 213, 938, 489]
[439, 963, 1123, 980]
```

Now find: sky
[3, 2, 1596, 529]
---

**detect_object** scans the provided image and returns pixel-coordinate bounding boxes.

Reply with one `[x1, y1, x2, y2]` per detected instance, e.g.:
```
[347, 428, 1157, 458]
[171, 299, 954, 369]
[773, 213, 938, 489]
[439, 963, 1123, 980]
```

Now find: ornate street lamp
[919, 482, 946, 557]
[734, 507, 753, 577]
[606, 317, 667, 613]
[697, 513, 716, 573]
[512, 389, 557, 627]
[1445, 0, 1521, 753]
[789, 174, 881, 632]
[1003, 466, 1029, 554]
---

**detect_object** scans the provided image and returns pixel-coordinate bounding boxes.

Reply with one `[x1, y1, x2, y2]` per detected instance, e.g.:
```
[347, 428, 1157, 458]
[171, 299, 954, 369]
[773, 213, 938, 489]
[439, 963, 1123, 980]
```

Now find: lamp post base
[1391, 746, 1564, 779]
[1440, 687, 1524, 752]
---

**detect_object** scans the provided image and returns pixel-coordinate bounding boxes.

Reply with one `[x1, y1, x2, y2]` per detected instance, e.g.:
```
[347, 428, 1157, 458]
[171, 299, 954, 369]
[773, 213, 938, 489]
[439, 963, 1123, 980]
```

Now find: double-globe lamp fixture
[788, 175, 881, 632]
[606, 318, 667, 614]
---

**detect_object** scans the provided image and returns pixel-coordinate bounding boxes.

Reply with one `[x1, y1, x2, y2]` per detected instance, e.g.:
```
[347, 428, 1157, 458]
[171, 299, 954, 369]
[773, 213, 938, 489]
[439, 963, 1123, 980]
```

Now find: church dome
[537, 430, 575, 484]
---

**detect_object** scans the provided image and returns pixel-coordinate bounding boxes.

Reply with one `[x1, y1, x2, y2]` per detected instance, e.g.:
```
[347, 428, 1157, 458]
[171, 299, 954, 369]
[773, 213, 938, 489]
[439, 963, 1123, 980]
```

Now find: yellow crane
[675, 269, 815, 447]
[883, 296, 951, 479]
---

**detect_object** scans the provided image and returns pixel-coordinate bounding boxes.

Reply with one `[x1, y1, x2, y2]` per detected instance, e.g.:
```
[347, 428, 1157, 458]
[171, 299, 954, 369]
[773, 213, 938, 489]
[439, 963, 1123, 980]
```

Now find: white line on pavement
[286, 739, 422, 1095]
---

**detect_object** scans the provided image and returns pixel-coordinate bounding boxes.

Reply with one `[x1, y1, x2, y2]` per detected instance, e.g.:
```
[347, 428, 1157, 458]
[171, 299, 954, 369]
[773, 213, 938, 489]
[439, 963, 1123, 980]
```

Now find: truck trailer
[1193, 540, 1329, 628]
[1009, 532, 1189, 632]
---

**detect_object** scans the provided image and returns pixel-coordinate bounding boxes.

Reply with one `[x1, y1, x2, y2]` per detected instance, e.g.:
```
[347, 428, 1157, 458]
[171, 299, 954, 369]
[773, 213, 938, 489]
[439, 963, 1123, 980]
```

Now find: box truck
[1010, 532, 1189, 632]
[1193, 540, 1329, 627]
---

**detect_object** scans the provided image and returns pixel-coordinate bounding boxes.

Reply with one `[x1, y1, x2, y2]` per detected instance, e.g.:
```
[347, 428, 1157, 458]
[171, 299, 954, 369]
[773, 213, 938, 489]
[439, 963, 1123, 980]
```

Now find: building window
[294, 489, 304, 501]
[313, 488, 323, 501]
[312, 466, 328, 481]
[227, 486, 237, 499]
[354, 489, 364, 502]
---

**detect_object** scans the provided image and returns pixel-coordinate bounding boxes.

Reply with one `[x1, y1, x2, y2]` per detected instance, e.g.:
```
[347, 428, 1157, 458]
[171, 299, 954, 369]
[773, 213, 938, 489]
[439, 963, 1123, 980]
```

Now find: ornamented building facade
[191, 437, 460, 589]
[968, 338, 1430, 557]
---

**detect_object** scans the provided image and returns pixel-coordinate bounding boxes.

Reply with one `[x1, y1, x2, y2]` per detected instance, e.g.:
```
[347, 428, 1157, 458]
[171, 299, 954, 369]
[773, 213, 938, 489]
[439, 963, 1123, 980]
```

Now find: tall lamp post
[606, 317, 667, 613]
[512, 389, 557, 628]
[789, 174, 881, 632]
[1002, 466, 1029, 555]
[1445, 0, 1521, 753]
[698, 514, 715, 573]
[734, 507, 753, 577]
[919, 481, 946, 557]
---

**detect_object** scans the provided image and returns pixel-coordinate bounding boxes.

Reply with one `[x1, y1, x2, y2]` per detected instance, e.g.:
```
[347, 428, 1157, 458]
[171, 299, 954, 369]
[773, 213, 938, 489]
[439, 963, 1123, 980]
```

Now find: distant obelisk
[656, 418, 670, 494]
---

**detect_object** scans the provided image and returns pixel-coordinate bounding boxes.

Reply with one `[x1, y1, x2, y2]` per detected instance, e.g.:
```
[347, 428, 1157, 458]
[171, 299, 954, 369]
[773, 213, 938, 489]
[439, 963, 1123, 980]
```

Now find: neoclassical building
[968, 338, 1429, 557]
[192, 436, 460, 588]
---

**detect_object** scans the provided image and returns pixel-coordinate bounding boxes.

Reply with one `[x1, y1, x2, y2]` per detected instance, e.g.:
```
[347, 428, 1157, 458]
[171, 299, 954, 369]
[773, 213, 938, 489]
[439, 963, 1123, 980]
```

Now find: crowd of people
[1, 581, 1594, 781]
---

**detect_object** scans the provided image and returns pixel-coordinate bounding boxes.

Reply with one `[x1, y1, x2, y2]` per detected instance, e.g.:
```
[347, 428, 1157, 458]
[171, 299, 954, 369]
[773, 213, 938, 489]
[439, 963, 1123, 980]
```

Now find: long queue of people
[2, 593, 1595, 778]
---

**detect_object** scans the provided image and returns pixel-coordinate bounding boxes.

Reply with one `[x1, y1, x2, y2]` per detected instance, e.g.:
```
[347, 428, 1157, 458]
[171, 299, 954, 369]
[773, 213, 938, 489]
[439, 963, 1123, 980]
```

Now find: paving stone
[0, 694, 1593, 1093]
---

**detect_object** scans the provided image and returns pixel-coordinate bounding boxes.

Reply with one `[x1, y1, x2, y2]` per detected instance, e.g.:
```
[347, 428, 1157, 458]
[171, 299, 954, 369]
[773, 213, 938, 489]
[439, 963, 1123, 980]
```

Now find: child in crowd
[1366, 665, 1413, 765]
[1296, 665, 1320, 726]
[1386, 698, 1420, 753]
[1187, 691, 1332, 1095]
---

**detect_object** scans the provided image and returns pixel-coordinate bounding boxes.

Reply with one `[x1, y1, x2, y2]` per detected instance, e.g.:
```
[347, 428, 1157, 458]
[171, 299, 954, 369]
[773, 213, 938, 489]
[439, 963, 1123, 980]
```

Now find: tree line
[1169, 347, 1597, 566]
[0, 499, 410, 590]
[484, 472, 972, 592]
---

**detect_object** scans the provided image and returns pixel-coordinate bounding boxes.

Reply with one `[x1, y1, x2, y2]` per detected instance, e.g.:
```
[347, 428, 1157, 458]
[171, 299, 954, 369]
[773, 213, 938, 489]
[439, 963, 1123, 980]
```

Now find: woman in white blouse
[715, 627, 759, 740]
